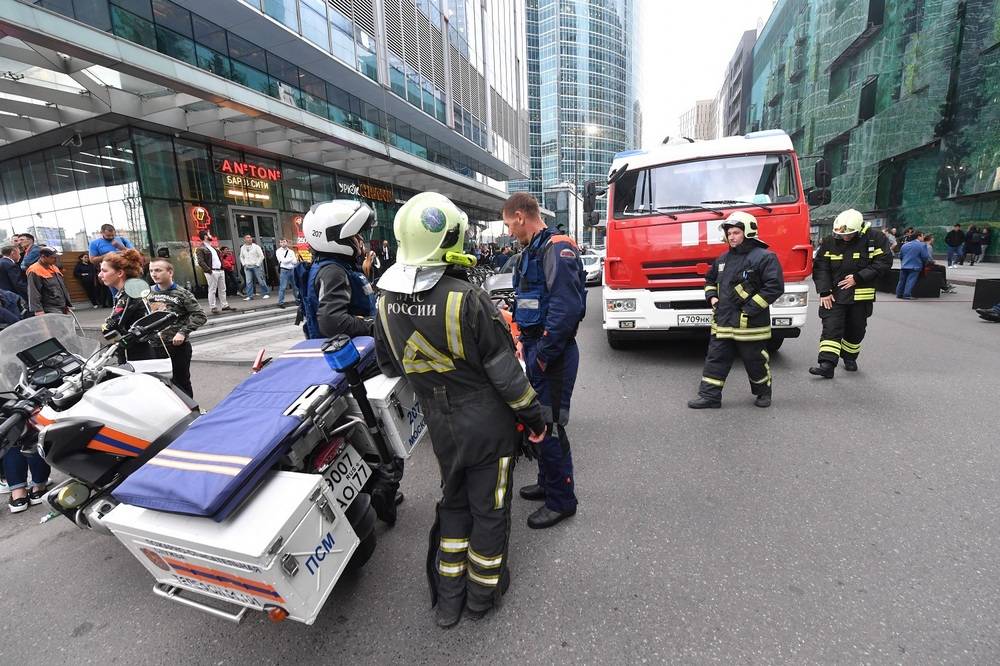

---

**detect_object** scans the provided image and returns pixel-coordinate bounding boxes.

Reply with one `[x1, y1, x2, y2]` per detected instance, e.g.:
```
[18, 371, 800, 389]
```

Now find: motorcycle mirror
[123, 278, 151, 299]
[131, 310, 175, 333]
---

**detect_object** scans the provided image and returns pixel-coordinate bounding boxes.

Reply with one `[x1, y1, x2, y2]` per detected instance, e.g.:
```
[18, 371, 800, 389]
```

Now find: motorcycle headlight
[772, 292, 808, 308]
[606, 298, 636, 313]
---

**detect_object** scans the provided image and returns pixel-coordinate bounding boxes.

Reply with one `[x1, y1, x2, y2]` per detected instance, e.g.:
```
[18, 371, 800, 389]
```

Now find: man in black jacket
[0, 244, 27, 301]
[809, 209, 892, 378]
[688, 212, 784, 409]
[945, 224, 965, 268]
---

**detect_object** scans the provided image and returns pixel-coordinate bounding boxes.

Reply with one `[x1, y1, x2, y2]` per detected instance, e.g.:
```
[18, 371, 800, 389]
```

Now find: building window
[262, 0, 298, 31]
[858, 76, 878, 122]
[133, 131, 180, 199]
[823, 135, 850, 178]
[867, 0, 885, 27]
[175, 140, 215, 202]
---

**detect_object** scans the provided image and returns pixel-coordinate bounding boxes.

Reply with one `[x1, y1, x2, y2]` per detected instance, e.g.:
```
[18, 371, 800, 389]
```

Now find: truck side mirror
[807, 189, 832, 206]
[584, 211, 602, 228]
[583, 181, 599, 214]
[814, 158, 832, 189]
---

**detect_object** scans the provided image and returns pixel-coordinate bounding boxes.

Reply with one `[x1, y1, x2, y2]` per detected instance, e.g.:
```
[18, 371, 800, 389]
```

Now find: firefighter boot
[842, 358, 858, 372]
[754, 390, 772, 408]
[687, 396, 722, 409]
[808, 361, 835, 378]
[519, 484, 545, 501]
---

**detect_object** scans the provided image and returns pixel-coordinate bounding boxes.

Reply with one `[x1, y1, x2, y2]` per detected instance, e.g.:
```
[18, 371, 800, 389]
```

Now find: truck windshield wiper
[700, 199, 774, 213]
[656, 205, 725, 219]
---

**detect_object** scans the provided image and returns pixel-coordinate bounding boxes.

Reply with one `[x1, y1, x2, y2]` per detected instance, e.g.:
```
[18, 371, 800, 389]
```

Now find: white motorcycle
[0, 280, 426, 625]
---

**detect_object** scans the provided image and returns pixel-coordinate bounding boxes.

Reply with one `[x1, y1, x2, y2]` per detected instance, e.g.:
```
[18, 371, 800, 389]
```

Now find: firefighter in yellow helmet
[809, 209, 892, 378]
[373, 192, 546, 627]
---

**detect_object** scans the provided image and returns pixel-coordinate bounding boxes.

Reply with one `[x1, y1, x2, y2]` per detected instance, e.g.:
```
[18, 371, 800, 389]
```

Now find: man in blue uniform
[502, 193, 587, 529]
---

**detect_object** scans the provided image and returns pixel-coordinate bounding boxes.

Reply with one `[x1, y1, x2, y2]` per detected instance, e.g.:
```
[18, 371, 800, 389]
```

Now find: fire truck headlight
[606, 298, 636, 313]
[772, 292, 807, 308]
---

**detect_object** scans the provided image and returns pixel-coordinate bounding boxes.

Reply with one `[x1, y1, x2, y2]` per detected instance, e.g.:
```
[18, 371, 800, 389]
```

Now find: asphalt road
[2, 286, 998, 664]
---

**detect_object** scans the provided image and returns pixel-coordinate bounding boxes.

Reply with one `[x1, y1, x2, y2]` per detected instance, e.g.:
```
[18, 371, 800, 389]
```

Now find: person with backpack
[295, 200, 401, 525]
[503, 192, 587, 530]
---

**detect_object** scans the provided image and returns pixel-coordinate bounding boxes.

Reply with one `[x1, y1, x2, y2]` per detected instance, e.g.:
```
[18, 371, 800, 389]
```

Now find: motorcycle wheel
[345, 492, 377, 571]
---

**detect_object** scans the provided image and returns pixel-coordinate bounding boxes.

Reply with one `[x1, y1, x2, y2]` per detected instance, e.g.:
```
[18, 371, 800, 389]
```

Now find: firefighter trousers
[817, 301, 873, 364]
[698, 337, 771, 401]
[424, 386, 518, 615]
[522, 337, 578, 514]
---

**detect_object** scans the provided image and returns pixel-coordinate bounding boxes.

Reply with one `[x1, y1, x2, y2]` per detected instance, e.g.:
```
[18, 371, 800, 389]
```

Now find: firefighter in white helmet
[809, 208, 892, 378]
[688, 211, 785, 409]
[374, 192, 546, 627]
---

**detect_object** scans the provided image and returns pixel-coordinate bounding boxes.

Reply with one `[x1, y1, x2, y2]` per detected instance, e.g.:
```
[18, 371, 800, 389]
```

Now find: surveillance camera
[60, 132, 82, 148]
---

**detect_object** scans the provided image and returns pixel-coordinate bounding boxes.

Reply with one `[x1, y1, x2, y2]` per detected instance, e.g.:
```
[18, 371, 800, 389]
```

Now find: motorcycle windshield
[0, 315, 98, 392]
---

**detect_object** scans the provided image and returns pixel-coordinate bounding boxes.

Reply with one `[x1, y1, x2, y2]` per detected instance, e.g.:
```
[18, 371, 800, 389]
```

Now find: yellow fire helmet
[833, 208, 865, 238]
[378, 192, 476, 294]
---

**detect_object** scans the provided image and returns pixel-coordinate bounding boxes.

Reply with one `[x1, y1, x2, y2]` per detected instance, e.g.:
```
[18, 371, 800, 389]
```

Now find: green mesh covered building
[747, 0, 999, 258]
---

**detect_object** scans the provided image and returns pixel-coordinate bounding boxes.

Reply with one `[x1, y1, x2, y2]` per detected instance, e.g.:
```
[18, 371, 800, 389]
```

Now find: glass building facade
[1, 0, 532, 295]
[511, 0, 641, 245]
[748, 0, 999, 258]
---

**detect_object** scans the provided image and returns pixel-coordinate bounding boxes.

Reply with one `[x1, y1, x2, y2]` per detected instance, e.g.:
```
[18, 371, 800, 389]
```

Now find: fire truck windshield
[612, 153, 799, 219]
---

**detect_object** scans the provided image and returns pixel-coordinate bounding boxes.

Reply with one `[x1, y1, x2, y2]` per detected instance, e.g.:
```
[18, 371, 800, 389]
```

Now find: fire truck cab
[590, 130, 814, 350]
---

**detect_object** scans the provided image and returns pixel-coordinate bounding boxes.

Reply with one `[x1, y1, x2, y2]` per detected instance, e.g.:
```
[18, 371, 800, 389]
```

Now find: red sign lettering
[217, 159, 282, 181]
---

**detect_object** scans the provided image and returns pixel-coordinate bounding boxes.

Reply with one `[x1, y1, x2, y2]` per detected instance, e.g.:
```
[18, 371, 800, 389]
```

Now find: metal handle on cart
[153, 583, 249, 623]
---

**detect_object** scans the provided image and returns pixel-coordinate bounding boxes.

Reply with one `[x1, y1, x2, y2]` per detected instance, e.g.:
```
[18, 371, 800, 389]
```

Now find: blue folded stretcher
[113, 337, 376, 521]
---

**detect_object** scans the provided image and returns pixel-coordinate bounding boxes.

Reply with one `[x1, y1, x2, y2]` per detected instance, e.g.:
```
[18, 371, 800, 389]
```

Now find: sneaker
[223, 306, 236, 311]
[28, 485, 48, 506]
[211, 308, 221, 314]
[92, 304, 100, 309]
[278, 303, 286, 309]
[243, 297, 252, 301]
[262, 295, 270, 299]
[0, 479, 10, 495]
[8, 496, 29, 513]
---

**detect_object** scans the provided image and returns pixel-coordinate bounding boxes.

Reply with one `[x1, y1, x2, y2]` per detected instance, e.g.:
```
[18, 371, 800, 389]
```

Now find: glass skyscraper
[512, 0, 641, 242]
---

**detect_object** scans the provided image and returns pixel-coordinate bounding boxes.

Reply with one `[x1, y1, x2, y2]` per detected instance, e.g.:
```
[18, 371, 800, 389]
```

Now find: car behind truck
[586, 130, 823, 351]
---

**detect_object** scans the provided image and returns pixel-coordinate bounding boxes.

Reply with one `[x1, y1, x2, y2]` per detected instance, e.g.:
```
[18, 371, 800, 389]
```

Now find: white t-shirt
[276, 247, 298, 270]
[206, 244, 222, 270]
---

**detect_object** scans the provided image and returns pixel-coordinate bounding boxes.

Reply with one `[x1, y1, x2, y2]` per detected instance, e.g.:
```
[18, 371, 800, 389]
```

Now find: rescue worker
[809, 209, 892, 378]
[687, 211, 784, 409]
[502, 192, 586, 529]
[374, 192, 546, 627]
[297, 200, 403, 524]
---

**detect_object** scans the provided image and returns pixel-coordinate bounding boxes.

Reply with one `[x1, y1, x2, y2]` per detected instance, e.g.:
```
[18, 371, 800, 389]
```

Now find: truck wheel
[606, 330, 631, 349]
[346, 492, 377, 571]
[766, 338, 784, 353]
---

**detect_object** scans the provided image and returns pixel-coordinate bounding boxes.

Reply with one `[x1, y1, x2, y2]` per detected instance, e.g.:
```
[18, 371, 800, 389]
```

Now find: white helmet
[302, 200, 375, 256]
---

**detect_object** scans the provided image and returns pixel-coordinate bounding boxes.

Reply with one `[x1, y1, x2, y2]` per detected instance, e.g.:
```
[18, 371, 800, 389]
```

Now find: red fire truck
[585, 130, 826, 351]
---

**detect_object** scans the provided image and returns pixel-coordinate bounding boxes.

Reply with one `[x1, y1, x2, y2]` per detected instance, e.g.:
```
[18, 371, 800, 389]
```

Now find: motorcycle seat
[112, 337, 376, 521]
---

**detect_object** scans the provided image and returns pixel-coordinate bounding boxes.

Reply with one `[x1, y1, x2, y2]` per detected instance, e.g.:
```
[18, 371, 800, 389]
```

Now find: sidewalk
[71, 293, 289, 331]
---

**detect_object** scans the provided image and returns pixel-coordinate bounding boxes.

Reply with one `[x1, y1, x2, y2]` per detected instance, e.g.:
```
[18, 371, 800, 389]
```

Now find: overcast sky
[639, 0, 777, 145]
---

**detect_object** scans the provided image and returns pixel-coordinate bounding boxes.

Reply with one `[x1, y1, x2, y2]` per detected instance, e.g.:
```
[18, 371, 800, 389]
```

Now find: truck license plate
[323, 445, 371, 510]
[677, 314, 711, 326]
[772, 317, 792, 326]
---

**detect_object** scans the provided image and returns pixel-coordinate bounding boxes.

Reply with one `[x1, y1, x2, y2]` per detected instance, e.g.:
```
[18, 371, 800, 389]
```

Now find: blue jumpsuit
[512, 228, 587, 513]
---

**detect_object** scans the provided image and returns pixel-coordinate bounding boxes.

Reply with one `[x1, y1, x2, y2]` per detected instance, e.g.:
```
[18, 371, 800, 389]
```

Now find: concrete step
[191, 310, 298, 341]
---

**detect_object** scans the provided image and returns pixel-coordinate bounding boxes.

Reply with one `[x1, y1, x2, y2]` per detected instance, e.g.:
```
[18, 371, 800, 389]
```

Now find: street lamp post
[568, 124, 599, 245]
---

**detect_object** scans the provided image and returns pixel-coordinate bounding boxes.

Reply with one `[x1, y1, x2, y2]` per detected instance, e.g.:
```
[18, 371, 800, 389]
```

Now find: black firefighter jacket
[813, 229, 892, 304]
[704, 240, 785, 343]
[374, 272, 545, 466]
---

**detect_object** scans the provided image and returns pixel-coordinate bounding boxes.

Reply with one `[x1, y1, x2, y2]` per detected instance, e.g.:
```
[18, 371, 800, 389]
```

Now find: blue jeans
[946, 246, 963, 265]
[3, 447, 50, 490]
[896, 269, 920, 298]
[243, 265, 270, 298]
[277, 268, 298, 304]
